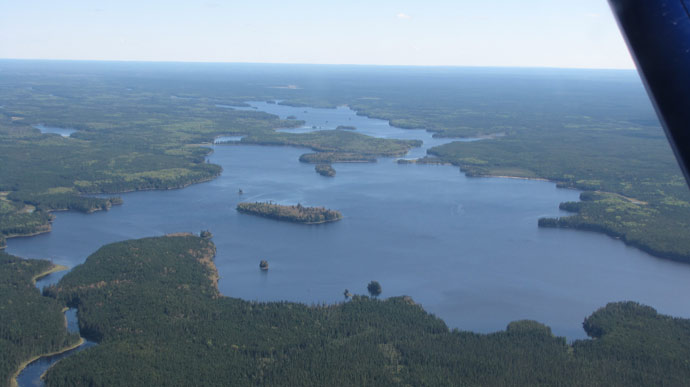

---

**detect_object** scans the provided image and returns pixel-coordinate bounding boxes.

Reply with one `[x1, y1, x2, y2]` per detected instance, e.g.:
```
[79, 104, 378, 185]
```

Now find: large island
[236, 202, 342, 224]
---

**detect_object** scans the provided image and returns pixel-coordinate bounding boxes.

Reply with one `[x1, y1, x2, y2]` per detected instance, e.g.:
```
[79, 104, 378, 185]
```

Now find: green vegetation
[336, 125, 356, 130]
[38, 236, 690, 386]
[315, 164, 336, 177]
[367, 280, 382, 297]
[429, 129, 690, 262]
[0, 61, 301, 242]
[537, 191, 690, 261]
[0, 252, 79, 387]
[237, 202, 342, 224]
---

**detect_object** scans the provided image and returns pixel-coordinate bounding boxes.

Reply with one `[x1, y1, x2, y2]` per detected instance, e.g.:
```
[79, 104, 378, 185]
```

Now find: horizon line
[0, 57, 637, 72]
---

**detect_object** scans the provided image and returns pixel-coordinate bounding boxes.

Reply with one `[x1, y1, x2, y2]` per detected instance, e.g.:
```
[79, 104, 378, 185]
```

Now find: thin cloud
[396, 13, 411, 20]
[586, 13, 602, 18]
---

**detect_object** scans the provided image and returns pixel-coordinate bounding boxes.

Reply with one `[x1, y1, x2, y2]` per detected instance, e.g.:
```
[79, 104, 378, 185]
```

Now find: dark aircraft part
[609, 0, 690, 185]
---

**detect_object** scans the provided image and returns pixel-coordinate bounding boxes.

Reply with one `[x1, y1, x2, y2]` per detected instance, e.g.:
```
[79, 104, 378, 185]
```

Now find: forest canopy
[38, 235, 690, 386]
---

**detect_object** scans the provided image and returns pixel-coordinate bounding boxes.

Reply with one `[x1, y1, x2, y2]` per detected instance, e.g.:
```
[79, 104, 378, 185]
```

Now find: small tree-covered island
[236, 202, 343, 224]
[315, 164, 336, 177]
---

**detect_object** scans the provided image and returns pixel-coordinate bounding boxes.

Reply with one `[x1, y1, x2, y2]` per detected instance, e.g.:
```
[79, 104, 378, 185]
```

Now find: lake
[33, 124, 75, 137]
[8, 102, 690, 342]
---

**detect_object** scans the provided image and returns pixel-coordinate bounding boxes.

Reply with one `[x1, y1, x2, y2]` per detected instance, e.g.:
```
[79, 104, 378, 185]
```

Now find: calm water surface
[33, 124, 75, 137]
[8, 102, 690, 341]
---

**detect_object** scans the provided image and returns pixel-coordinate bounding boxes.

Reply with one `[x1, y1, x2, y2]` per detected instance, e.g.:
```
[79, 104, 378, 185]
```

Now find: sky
[0, 0, 634, 69]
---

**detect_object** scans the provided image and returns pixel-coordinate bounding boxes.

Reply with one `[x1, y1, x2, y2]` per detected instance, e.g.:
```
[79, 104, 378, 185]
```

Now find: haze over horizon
[0, 0, 634, 70]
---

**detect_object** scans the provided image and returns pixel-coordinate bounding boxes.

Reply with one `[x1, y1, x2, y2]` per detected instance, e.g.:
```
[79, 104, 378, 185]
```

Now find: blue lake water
[33, 124, 75, 137]
[8, 102, 690, 343]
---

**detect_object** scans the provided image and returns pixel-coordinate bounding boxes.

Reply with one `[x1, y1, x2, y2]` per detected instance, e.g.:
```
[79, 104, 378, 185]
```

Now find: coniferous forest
[26, 235, 690, 386]
[0, 252, 79, 387]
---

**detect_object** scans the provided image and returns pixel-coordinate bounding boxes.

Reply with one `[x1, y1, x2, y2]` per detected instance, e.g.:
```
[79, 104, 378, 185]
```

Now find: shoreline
[461, 171, 682, 260]
[32, 264, 69, 285]
[4, 226, 53, 243]
[484, 174, 550, 182]
[11, 264, 78, 387]
[238, 211, 343, 225]
[2, 172, 221, 245]
[10, 337, 86, 387]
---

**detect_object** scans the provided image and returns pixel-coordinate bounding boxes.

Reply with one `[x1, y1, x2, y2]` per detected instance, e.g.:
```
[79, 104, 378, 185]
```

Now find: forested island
[315, 164, 336, 177]
[299, 152, 377, 164]
[18, 235, 690, 386]
[237, 202, 342, 224]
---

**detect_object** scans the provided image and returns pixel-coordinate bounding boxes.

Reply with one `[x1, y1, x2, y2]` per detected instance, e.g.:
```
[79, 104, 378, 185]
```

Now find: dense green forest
[40, 236, 690, 386]
[237, 202, 342, 224]
[0, 252, 79, 387]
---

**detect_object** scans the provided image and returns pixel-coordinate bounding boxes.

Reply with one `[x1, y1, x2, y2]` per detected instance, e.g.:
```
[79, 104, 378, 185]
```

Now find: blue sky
[0, 0, 634, 69]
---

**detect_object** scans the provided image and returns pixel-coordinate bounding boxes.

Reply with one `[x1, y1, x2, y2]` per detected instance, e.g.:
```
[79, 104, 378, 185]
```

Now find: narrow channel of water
[225, 100, 482, 157]
[15, 306, 96, 387]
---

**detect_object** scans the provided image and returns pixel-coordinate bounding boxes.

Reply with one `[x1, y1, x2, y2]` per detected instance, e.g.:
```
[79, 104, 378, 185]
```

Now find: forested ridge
[0, 252, 78, 387]
[39, 236, 690, 386]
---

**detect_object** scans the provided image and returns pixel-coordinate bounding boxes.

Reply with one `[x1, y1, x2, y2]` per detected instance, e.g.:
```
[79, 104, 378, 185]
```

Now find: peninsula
[236, 202, 342, 224]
